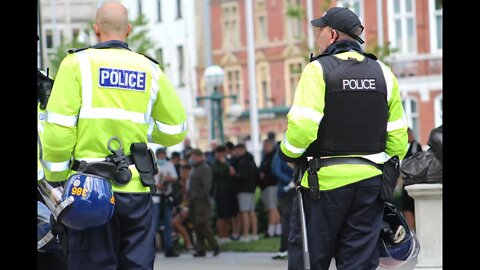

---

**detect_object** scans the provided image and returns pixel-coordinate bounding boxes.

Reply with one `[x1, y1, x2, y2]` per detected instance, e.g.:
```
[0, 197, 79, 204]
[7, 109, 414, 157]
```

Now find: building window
[225, 68, 243, 110]
[222, 3, 240, 48]
[156, 48, 164, 69]
[388, 0, 416, 55]
[402, 97, 420, 140]
[257, 15, 267, 42]
[137, 0, 143, 17]
[257, 64, 271, 108]
[157, 0, 162, 22]
[285, 0, 303, 41]
[434, 94, 442, 127]
[176, 0, 182, 19]
[177, 45, 184, 86]
[46, 29, 53, 49]
[429, 0, 442, 52]
[285, 60, 303, 105]
[256, 0, 268, 44]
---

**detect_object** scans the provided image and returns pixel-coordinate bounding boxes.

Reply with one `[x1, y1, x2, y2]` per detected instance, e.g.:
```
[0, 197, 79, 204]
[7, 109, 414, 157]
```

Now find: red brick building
[194, 0, 442, 149]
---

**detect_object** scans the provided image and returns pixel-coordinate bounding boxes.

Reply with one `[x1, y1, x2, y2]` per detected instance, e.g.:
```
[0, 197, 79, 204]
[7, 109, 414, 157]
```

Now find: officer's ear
[93, 24, 100, 38]
[126, 24, 132, 38]
[330, 29, 338, 40]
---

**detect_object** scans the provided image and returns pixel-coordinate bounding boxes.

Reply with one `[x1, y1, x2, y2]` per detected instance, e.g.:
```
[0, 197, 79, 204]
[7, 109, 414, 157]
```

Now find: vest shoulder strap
[68, 46, 90, 54]
[141, 54, 160, 65]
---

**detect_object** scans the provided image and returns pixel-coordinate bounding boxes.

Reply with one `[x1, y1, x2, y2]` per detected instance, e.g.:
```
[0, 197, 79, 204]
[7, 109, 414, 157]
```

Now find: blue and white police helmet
[378, 202, 420, 268]
[58, 173, 115, 231]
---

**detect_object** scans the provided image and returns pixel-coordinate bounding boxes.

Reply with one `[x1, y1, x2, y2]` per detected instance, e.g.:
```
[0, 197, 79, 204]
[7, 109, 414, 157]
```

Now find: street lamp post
[198, 65, 238, 144]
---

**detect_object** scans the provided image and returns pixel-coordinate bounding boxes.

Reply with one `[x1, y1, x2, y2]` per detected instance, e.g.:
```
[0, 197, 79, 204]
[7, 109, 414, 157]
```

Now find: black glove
[50, 214, 65, 237]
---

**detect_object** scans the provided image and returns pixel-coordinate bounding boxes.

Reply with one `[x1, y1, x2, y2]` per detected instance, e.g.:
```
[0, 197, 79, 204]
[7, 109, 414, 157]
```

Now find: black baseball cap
[311, 7, 365, 44]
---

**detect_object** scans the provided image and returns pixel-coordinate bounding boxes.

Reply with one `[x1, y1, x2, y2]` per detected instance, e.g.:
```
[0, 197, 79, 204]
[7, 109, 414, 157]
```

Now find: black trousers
[65, 193, 155, 270]
[278, 189, 296, 252]
[288, 175, 384, 270]
[38, 250, 67, 270]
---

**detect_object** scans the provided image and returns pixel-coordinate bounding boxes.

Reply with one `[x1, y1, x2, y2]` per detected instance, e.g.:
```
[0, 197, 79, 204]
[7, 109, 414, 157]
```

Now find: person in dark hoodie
[232, 143, 259, 242]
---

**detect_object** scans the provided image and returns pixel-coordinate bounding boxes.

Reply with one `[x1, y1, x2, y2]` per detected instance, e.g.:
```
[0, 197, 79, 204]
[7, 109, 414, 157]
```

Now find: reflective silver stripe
[155, 120, 188, 135]
[378, 61, 394, 102]
[387, 118, 406, 132]
[282, 137, 306, 154]
[145, 61, 160, 122]
[311, 60, 323, 72]
[38, 122, 44, 133]
[38, 231, 54, 250]
[360, 152, 390, 163]
[46, 111, 78, 127]
[42, 160, 70, 172]
[76, 157, 105, 162]
[38, 168, 45, 181]
[147, 119, 154, 142]
[53, 196, 75, 218]
[77, 51, 93, 109]
[79, 108, 147, 124]
[288, 105, 324, 124]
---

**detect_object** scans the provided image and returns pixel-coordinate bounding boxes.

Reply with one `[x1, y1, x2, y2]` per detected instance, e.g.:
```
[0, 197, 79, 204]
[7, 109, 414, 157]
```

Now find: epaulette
[68, 46, 91, 54]
[363, 52, 378, 60]
[142, 54, 159, 65]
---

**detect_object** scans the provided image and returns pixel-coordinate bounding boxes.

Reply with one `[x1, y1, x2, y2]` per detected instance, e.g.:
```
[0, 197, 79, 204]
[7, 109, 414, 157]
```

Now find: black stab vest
[304, 51, 389, 158]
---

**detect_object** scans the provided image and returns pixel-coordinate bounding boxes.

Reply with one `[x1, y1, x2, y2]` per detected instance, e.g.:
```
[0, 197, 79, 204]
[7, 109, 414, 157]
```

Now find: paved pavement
[153, 251, 418, 270]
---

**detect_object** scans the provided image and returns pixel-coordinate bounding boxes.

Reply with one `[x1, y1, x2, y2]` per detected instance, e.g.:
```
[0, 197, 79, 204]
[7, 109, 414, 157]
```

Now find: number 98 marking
[71, 187, 88, 197]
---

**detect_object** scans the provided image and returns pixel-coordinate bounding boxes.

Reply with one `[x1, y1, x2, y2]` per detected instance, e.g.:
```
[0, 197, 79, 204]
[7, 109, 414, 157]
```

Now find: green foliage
[368, 42, 398, 65]
[48, 14, 157, 78]
[286, 3, 305, 19]
[126, 14, 156, 55]
[48, 27, 91, 78]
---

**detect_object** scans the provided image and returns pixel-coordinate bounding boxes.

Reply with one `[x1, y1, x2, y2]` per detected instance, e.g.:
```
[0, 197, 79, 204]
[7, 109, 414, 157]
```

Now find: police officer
[37, 35, 67, 270]
[279, 7, 408, 270]
[41, 2, 187, 269]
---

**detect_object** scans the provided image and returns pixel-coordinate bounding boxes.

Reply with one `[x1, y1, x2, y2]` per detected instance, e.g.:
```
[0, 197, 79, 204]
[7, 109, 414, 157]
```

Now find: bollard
[405, 184, 442, 270]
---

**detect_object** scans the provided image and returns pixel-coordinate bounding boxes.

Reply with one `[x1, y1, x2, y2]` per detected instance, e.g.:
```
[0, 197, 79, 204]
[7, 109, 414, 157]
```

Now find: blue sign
[99, 68, 146, 91]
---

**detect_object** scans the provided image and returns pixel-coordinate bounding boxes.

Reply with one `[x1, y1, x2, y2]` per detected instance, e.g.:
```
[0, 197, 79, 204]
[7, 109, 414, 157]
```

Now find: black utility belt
[71, 155, 135, 171]
[303, 156, 383, 200]
[70, 141, 158, 189]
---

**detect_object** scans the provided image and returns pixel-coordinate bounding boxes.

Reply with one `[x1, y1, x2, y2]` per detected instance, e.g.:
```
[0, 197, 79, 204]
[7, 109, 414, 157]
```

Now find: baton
[296, 186, 310, 270]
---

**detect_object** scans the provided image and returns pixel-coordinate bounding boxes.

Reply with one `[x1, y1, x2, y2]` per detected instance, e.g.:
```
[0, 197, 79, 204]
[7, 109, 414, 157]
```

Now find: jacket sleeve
[271, 152, 293, 186]
[42, 54, 81, 182]
[380, 62, 409, 160]
[279, 62, 325, 163]
[149, 70, 188, 146]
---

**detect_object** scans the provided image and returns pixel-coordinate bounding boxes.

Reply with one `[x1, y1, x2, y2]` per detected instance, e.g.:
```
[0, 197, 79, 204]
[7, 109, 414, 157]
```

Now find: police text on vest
[99, 68, 146, 91]
[342, 79, 376, 90]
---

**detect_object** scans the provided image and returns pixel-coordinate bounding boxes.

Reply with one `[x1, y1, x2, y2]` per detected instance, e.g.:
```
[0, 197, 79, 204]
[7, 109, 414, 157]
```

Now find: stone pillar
[405, 184, 442, 270]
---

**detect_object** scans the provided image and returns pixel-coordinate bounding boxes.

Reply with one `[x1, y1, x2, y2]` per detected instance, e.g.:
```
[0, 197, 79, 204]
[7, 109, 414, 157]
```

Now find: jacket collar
[310, 40, 377, 62]
[92, 40, 131, 50]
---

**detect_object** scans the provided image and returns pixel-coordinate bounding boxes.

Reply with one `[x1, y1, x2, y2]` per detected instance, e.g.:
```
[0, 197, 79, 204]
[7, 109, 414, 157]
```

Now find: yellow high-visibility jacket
[280, 51, 408, 190]
[42, 42, 187, 193]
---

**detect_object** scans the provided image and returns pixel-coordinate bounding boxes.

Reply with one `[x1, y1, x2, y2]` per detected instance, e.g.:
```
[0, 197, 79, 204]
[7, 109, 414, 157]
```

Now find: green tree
[367, 42, 398, 66]
[49, 14, 157, 78]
